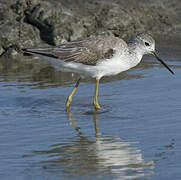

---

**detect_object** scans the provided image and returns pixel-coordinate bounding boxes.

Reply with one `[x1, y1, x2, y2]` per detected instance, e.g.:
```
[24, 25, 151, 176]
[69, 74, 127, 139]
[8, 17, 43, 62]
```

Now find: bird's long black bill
[151, 51, 174, 75]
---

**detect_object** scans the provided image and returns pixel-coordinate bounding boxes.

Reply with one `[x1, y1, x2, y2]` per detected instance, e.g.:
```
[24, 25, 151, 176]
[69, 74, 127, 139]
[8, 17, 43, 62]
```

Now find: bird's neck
[128, 42, 144, 61]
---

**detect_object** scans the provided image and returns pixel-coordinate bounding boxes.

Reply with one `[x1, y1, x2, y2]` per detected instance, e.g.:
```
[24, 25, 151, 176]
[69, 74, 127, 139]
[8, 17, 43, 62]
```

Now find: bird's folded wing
[23, 36, 127, 66]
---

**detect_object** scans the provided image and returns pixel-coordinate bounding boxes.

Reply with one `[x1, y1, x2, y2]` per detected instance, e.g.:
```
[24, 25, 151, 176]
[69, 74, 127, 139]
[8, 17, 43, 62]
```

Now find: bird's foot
[93, 101, 100, 111]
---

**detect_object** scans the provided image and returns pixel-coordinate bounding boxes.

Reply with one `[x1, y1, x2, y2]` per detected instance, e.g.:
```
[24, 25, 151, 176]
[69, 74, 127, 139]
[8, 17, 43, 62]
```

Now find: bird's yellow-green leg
[66, 78, 81, 110]
[93, 79, 100, 110]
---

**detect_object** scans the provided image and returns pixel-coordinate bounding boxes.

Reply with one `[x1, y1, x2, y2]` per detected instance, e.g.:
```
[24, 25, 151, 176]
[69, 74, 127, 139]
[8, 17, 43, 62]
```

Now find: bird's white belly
[96, 60, 129, 78]
[95, 55, 134, 79]
[62, 57, 132, 79]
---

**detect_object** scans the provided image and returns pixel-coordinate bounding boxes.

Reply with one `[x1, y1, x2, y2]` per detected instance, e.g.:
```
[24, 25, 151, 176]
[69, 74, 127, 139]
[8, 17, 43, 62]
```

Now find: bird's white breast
[95, 51, 141, 79]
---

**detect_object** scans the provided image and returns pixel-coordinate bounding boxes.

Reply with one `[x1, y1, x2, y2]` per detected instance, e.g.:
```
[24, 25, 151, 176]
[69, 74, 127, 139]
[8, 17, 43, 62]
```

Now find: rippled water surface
[1, 51, 181, 180]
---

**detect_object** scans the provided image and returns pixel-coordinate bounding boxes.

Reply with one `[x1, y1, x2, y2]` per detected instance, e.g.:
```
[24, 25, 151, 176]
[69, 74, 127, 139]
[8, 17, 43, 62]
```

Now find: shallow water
[1, 53, 181, 180]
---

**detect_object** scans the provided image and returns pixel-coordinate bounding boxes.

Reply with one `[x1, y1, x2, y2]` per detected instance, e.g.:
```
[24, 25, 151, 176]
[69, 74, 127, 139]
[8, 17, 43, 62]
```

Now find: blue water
[0, 58, 181, 180]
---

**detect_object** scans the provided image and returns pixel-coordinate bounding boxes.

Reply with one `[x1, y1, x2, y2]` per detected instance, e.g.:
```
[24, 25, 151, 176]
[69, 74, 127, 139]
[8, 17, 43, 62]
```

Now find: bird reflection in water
[66, 108, 99, 136]
[34, 110, 154, 179]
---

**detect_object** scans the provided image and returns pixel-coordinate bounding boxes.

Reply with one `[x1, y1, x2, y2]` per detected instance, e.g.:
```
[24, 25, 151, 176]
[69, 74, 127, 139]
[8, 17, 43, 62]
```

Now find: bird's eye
[145, 42, 150, 46]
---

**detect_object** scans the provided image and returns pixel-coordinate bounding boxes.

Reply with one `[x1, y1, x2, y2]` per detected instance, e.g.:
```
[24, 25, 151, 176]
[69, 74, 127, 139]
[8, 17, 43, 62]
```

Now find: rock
[0, 47, 4, 56]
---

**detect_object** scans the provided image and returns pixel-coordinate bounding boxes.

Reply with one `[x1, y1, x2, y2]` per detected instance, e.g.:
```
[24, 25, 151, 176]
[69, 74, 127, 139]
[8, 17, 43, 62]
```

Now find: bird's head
[130, 33, 174, 74]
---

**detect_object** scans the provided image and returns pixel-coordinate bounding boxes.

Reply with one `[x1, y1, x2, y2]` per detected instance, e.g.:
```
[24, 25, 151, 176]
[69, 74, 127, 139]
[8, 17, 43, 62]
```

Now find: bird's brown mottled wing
[23, 36, 127, 65]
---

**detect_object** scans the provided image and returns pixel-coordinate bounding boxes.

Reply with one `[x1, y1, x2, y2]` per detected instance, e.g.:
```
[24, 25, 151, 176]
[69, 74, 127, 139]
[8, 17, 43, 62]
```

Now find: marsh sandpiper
[23, 33, 174, 110]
